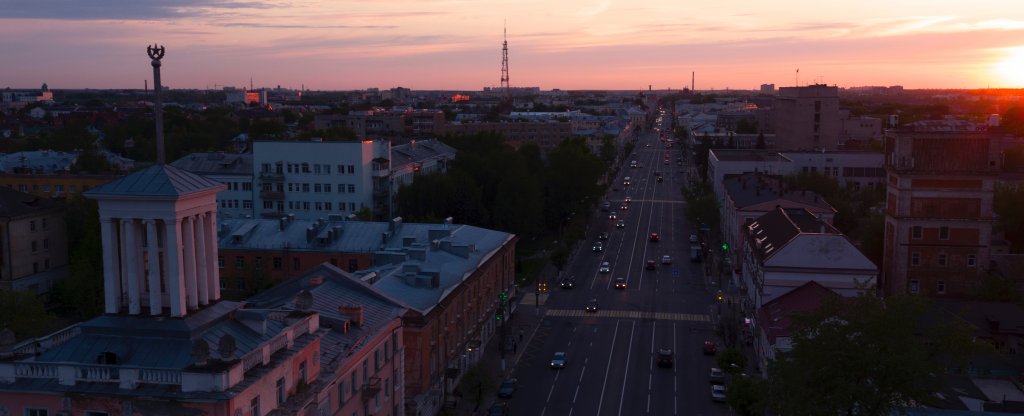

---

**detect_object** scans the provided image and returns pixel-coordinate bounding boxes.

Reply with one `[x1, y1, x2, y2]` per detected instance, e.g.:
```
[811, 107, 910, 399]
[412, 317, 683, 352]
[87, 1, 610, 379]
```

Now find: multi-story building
[881, 128, 1001, 297]
[0, 164, 331, 415]
[0, 187, 69, 294]
[352, 222, 518, 416]
[253, 139, 390, 221]
[246, 262, 408, 416]
[741, 207, 877, 313]
[0, 173, 121, 198]
[753, 281, 835, 376]
[171, 152, 255, 219]
[720, 172, 836, 272]
[839, 109, 883, 149]
[772, 84, 840, 151]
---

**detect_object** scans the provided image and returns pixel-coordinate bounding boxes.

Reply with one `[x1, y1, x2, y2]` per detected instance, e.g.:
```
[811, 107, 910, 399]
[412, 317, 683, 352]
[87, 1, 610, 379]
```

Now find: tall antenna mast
[500, 21, 510, 99]
[147, 44, 167, 165]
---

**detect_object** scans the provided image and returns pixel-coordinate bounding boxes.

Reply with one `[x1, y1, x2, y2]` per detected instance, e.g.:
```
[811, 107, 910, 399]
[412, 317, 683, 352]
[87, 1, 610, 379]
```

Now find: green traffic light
[721, 243, 729, 251]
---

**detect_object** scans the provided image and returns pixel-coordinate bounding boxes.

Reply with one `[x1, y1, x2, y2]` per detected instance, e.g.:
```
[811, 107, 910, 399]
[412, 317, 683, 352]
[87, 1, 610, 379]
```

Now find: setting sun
[995, 47, 1024, 87]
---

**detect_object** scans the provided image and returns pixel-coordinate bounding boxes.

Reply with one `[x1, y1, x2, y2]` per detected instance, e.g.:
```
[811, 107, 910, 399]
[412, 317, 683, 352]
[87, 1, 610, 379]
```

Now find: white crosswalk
[545, 308, 710, 322]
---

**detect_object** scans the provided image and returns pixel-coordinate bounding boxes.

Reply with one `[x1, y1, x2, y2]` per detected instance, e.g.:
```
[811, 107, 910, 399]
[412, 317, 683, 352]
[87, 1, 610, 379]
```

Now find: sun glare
[995, 47, 1024, 87]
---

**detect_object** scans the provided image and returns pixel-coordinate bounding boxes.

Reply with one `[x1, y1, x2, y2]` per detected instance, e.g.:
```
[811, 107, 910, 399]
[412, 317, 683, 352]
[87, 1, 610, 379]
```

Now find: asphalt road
[508, 112, 731, 416]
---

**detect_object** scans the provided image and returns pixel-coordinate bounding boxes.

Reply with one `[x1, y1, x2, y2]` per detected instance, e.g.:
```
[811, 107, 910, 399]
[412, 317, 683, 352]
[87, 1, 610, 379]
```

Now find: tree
[0, 290, 60, 341]
[717, 348, 748, 374]
[50, 195, 104, 320]
[728, 376, 768, 416]
[766, 294, 978, 416]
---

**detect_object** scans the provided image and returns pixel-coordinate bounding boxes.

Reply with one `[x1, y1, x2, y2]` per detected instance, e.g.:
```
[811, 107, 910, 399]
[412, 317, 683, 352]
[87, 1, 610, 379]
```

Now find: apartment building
[882, 128, 1001, 297]
[0, 187, 69, 294]
[772, 84, 840, 151]
[171, 152, 255, 219]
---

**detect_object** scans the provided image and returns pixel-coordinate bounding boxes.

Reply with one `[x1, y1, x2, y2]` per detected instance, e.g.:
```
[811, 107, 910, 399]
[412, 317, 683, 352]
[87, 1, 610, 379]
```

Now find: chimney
[339, 305, 363, 327]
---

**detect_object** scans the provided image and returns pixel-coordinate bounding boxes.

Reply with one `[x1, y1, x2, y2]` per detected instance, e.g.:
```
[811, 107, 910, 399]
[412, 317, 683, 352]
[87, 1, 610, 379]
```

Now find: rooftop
[391, 139, 456, 168]
[757, 281, 836, 343]
[709, 149, 789, 163]
[0, 186, 64, 218]
[85, 164, 226, 199]
[723, 172, 835, 212]
[170, 152, 253, 177]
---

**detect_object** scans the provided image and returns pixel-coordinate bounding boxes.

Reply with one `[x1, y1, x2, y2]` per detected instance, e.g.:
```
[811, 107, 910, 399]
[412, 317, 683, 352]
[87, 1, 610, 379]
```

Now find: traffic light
[721, 243, 729, 252]
[495, 309, 504, 321]
[500, 290, 508, 303]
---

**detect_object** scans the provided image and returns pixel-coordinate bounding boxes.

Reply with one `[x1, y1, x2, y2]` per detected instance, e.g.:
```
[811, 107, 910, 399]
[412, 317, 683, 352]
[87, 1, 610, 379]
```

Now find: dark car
[585, 298, 599, 312]
[598, 231, 609, 240]
[550, 352, 567, 369]
[497, 379, 516, 398]
[656, 348, 674, 368]
[703, 340, 718, 355]
[592, 241, 604, 252]
[560, 277, 576, 289]
[646, 260, 656, 270]
[616, 220, 626, 228]
[656, 176, 664, 183]
[614, 277, 627, 289]
[489, 401, 510, 416]
[649, 232, 660, 242]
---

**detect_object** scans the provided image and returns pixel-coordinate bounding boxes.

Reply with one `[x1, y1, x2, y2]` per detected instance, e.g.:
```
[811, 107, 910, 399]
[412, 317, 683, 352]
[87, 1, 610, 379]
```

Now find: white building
[740, 207, 876, 313]
[170, 152, 254, 219]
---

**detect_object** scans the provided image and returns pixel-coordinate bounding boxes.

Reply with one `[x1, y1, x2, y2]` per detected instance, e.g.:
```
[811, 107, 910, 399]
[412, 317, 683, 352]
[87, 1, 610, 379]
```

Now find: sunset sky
[3, 0, 1024, 91]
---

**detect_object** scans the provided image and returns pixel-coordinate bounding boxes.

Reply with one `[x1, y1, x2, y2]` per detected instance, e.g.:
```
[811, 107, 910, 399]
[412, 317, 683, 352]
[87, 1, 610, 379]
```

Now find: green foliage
[550, 246, 570, 272]
[684, 181, 719, 230]
[727, 376, 768, 416]
[50, 195, 104, 320]
[1002, 105, 1024, 136]
[247, 118, 286, 140]
[295, 125, 358, 142]
[766, 294, 978, 416]
[717, 348, 748, 374]
[0, 290, 60, 340]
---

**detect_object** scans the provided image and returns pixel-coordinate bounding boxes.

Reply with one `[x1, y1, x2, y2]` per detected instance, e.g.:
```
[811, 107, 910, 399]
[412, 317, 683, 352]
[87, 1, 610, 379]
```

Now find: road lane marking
[596, 320, 621, 416]
[617, 322, 636, 416]
[545, 308, 710, 322]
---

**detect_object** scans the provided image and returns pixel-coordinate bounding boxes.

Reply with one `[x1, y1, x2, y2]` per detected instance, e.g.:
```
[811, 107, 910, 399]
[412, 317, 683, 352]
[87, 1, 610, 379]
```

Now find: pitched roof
[0, 186, 63, 218]
[723, 172, 834, 212]
[757, 281, 835, 344]
[84, 164, 224, 198]
[746, 207, 840, 261]
[169, 152, 252, 177]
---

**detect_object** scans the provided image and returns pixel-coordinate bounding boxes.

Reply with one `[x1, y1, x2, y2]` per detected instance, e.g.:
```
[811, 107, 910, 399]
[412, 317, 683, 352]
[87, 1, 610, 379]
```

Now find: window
[939, 226, 949, 240]
[351, 372, 357, 394]
[302, 163, 310, 173]
[337, 164, 344, 174]
[41, 218, 47, 229]
[911, 226, 922, 239]
[937, 280, 946, 294]
[325, 202, 333, 211]
[937, 253, 947, 267]
[44, 259, 50, 270]
[967, 254, 977, 267]
[33, 262, 39, 273]
[254, 256, 263, 271]
[314, 164, 322, 174]
[348, 165, 355, 174]
[299, 360, 308, 384]
[31, 241, 38, 253]
[338, 380, 347, 404]
[374, 349, 381, 370]
[348, 184, 355, 193]
[325, 184, 332, 192]
[302, 183, 310, 192]
[277, 377, 287, 405]
[292, 257, 300, 271]
[29, 220, 36, 232]
[55, 185, 63, 193]
[250, 396, 261, 416]
[243, 200, 253, 209]
[315, 184, 322, 193]
[273, 257, 283, 270]
[362, 361, 368, 382]
[26, 409, 49, 416]
[235, 256, 245, 270]
[909, 279, 920, 294]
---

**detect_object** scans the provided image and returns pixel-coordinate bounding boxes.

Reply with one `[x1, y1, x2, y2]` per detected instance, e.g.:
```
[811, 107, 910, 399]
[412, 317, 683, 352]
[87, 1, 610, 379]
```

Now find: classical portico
[85, 164, 226, 317]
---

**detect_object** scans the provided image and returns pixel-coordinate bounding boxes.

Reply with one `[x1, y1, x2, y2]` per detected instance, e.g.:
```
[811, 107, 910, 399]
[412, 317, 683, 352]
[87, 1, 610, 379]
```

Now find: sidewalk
[447, 296, 546, 416]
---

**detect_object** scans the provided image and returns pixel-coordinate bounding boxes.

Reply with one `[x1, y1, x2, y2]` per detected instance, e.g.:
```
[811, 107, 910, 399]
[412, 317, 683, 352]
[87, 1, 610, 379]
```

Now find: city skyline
[2, 0, 1024, 90]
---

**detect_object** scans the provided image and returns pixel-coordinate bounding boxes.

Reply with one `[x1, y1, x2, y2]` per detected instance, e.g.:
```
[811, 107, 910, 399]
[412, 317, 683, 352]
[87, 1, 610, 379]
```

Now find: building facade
[772, 85, 840, 151]
[0, 187, 69, 294]
[170, 152, 255, 219]
[881, 130, 1001, 297]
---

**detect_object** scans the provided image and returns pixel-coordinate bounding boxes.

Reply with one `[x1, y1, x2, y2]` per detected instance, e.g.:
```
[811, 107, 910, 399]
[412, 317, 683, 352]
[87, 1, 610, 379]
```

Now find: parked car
[497, 379, 517, 398]
[709, 368, 725, 384]
[657, 348, 674, 368]
[711, 384, 727, 402]
[703, 340, 718, 355]
[614, 277, 627, 289]
[550, 352, 567, 369]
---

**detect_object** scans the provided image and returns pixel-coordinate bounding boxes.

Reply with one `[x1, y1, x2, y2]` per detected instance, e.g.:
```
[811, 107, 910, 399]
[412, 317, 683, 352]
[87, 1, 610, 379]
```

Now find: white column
[164, 218, 186, 317]
[182, 216, 198, 311]
[123, 219, 142, 313]
[206, 210, 221, 301]
[145, 219, 162, 315]
[100, 218, 120, 314]
[194, 213, 209, 306]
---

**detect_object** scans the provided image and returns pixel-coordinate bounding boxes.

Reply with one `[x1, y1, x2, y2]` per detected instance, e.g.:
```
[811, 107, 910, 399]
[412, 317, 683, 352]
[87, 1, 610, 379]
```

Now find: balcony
[260, 171, 285, 181]
[362, 376, 382, 399]
[260, 190, 285, 200]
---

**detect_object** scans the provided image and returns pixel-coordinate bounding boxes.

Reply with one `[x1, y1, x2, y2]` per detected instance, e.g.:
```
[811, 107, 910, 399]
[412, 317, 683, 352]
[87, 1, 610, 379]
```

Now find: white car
[661, 255, 672, 265]
[599, 262, 611, 273]
[711, 384, 727, 402]
[689, 234, 699, 244]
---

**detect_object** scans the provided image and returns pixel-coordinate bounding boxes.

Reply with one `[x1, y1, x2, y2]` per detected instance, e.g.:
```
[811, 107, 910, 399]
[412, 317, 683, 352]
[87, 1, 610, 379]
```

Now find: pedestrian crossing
[545, 308, 709, 322]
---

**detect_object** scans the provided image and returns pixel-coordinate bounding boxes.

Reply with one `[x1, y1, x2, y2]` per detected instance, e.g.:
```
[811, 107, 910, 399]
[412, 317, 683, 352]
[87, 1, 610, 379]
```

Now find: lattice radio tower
[500, 22, 510, 99]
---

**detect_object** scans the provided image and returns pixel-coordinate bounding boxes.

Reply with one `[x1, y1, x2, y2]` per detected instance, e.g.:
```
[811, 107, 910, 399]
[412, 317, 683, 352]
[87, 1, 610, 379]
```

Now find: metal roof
[85, 164, 225, 198]
[170, 152, 253, 177]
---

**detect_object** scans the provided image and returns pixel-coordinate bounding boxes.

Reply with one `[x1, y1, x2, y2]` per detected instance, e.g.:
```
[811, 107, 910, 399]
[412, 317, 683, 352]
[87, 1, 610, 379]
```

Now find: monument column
[145, 219, 162, 315]
[100, 217, 121, 314]
[194, 213, 209, 306]
[164, 218, 186, 317]
[206, 210, 221, 300]
[182, 215, 198, 310]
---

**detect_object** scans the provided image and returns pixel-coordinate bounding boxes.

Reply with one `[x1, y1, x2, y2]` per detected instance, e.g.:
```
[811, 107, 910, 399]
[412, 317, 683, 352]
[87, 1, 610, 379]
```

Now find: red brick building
[882, 128, 1002, 297]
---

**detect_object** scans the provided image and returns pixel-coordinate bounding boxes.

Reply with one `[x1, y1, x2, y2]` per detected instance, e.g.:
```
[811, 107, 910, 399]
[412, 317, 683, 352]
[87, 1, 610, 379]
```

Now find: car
[592, 242, 604, 252]
[623, 180, 630, 187]
[656, 176, 664, 183]
[661, 255, 672, 265]
[703, 340, 718, 355]
[711, 384, 727, 402]
[620, 204, 628, 211]
[608, 212, 618, 220]
[624, 196, 632, 203]
[550, 352, 567, 369]
[599, 261, 611, 273]
[614, 277, 627, 289]
[560, 277, 576, 289]
[656, 348, 674, 368]
[600, 201, 611, 211]
[649, 232, 660, 242]
[630, 160, 638, 168]
[585, 298, 599, 312]
[709, 367, 725, 384]
[497, 378, 517, 398]
[598, 231, 609, 240]
[489, 401, 510, 416]
[615, 220, 626, 228]
[689, 234, 699, 243]
[646, 260, 656, 270]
